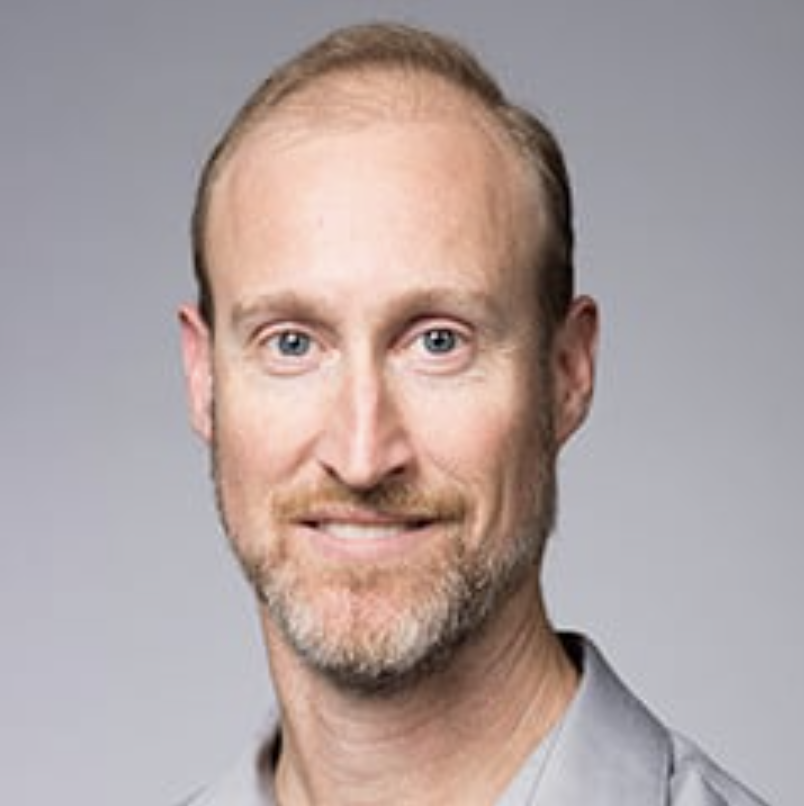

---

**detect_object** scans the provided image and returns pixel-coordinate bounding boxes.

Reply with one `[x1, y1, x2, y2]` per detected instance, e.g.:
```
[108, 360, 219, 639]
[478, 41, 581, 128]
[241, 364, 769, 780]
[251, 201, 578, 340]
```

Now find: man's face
[182, 104, 592, 691]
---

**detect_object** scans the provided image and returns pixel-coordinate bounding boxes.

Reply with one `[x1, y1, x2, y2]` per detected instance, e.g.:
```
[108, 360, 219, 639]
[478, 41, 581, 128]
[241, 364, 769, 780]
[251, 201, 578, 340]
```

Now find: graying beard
[208, 395, 558, 698]
[256, 503, 551, 698]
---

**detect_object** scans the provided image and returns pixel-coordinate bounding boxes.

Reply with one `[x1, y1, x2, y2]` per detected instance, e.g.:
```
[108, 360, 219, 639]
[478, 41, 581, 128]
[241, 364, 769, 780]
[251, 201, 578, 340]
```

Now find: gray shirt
[182, 635, 768, 805]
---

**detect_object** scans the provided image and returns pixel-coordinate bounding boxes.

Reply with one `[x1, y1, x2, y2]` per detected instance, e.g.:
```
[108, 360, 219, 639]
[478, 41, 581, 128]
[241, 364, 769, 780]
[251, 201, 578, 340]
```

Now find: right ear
[178, 304, 213, 442]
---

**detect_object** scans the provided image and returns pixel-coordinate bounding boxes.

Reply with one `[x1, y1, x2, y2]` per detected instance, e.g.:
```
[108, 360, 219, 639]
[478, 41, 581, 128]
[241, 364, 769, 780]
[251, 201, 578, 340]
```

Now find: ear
[178, 304, 214, 443]
[551, 295, 599, 446]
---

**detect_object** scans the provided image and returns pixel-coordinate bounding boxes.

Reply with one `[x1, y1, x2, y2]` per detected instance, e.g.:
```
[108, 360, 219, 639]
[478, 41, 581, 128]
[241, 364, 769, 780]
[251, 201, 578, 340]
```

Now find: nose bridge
[320, 349, 411, 487]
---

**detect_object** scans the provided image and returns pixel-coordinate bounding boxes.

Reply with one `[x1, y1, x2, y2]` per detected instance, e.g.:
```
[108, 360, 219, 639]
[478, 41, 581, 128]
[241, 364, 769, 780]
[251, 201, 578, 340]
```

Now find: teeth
[319, 522, 412, 541]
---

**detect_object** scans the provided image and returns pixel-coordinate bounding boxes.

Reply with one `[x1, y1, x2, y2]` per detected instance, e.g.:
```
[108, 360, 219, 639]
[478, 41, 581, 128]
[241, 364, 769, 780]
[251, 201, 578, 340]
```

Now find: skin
[180, 80, 598, 805]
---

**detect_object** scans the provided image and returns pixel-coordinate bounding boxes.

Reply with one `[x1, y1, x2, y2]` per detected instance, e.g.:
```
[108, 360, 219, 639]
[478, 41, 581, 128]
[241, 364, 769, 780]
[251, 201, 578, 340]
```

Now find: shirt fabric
[181, 635, 768, 805]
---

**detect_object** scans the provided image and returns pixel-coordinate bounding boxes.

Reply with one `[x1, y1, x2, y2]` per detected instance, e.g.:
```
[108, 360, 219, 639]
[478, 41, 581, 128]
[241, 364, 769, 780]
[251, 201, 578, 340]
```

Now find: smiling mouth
[301, 517, 433, 542]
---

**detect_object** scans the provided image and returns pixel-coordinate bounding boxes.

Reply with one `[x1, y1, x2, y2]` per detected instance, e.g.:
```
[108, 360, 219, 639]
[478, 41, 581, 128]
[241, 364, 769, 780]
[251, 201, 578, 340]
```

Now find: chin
[256, 545, 530, 696]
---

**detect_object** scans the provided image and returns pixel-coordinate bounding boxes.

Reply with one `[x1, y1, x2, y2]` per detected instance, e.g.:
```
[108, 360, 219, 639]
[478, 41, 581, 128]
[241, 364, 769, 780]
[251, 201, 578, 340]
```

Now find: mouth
[301, 512, 434, 540]
[302, 518, 432, 541]
[296, 509, 440, 558]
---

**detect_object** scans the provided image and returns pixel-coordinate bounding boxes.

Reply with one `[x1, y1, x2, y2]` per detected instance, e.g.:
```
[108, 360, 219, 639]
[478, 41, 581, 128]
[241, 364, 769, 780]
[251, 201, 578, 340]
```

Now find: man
[179, 22, 767, 805]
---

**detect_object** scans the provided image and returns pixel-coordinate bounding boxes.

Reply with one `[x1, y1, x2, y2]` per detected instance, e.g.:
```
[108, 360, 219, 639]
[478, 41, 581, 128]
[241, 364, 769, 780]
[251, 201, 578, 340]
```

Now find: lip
[294, 508, 441, 561]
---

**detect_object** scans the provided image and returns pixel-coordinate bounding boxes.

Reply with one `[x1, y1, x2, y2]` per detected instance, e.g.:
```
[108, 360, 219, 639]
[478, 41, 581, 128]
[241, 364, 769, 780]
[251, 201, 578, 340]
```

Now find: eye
[273, 329, 312, 357]
[257, 327, 323, 374]
[402, 322, 473, 375]
[420, 327, 460, 355]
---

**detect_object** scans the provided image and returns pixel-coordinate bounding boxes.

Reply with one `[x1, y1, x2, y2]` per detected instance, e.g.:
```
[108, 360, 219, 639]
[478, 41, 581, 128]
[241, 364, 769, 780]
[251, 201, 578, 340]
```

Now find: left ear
[550, 295, 599, 446]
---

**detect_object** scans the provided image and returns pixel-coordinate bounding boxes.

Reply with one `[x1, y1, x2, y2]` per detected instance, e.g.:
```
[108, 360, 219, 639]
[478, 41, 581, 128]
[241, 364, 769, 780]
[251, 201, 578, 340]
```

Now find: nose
[316, 360, 414, 490]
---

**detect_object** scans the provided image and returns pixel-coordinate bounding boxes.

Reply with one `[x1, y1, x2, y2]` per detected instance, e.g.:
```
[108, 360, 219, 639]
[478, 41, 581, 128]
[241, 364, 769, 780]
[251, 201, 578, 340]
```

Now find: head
[181, 22, 597, 694]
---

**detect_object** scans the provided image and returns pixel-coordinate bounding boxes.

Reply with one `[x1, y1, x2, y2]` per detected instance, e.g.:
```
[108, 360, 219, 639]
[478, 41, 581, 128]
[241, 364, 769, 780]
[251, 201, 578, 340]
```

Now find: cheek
[213, 374, 324, 485]
[408, 379, 542, 488]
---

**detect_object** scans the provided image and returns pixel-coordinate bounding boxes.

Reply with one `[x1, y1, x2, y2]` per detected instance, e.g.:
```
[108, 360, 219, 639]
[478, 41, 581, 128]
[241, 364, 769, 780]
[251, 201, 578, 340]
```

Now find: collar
[534, 634, 672, 805]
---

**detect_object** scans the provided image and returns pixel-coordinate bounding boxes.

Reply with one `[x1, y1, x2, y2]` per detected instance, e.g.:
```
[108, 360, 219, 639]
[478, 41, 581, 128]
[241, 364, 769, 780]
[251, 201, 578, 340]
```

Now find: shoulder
[543, 635, 769, 806]
[668, 733, 769, 806]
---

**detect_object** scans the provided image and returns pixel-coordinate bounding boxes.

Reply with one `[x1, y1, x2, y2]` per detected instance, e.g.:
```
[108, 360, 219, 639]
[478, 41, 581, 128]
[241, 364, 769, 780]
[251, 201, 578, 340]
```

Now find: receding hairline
[206, 67, 541, 204]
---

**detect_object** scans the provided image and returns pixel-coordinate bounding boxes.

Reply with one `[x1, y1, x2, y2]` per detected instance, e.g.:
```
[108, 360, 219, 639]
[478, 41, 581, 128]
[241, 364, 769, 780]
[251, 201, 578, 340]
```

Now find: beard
[211, 412, 557, 696]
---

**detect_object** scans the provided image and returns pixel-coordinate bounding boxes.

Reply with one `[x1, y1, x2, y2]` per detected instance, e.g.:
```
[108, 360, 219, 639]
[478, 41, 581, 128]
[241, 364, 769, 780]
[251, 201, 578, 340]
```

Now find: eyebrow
[229, 285, 510, 337]
[231, 291, 338, 334]
[392, 287, 509, 329]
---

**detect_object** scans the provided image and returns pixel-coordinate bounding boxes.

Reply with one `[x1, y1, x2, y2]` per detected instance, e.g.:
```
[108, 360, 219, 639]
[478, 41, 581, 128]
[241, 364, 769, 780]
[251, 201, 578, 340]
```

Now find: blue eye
[256, 327, 322, 376]
[274, 330, 312, 357]
[421, 328, 459, 354]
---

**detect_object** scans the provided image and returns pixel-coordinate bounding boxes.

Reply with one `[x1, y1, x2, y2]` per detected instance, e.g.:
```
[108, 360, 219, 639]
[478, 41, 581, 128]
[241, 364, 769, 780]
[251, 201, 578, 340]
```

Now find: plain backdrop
[2, 2, 801, 804]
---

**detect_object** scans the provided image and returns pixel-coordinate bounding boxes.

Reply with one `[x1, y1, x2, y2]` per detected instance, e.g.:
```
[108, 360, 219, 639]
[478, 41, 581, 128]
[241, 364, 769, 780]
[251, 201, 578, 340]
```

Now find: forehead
[212, 70, 539, 214]
[204, 74, 544, 302]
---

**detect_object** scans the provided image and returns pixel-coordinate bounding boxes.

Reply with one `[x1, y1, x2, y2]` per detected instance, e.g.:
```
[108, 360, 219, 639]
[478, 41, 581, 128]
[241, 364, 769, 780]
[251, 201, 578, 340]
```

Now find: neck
[262, 582, 577, 806]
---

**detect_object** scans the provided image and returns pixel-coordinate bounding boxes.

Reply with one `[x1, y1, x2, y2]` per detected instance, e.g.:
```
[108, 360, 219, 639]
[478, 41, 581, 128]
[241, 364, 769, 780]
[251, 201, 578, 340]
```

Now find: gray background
[2, 2, 801, 804]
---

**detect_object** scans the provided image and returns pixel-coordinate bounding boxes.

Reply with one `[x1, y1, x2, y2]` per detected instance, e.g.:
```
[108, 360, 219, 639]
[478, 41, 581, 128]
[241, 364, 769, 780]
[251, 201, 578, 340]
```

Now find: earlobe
[552, 296, 599, 446]
[178, 304, 214, 442]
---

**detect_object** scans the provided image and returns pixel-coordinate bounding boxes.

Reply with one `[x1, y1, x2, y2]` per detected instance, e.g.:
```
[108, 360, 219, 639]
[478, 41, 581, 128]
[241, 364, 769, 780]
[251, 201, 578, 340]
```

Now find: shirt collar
[535, 634, 672, 805]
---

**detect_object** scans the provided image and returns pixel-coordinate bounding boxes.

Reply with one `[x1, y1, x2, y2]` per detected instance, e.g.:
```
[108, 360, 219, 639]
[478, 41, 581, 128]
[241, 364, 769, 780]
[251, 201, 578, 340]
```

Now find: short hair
[191, 22, 575, 334]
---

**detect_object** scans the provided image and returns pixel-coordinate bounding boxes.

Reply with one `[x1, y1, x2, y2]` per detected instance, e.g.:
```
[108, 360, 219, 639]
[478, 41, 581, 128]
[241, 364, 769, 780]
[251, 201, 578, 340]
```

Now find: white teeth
[319, 522, 411, 541]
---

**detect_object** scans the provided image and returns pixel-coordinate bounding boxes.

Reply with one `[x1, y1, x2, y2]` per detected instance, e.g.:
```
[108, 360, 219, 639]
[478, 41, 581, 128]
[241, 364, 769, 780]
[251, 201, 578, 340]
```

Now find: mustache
[272, 480, 469, 522]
